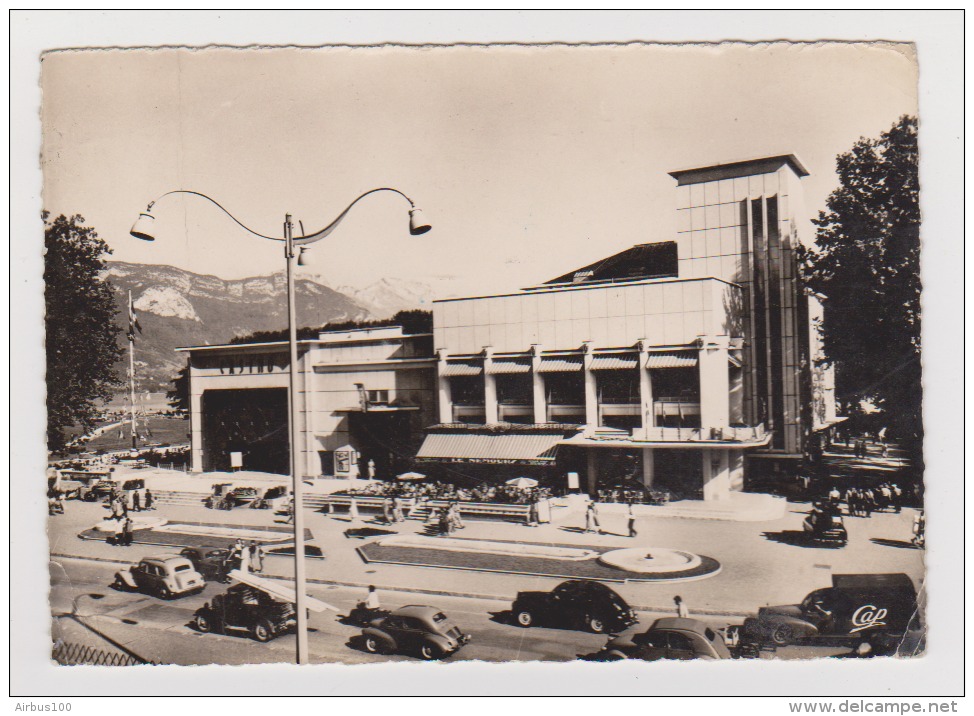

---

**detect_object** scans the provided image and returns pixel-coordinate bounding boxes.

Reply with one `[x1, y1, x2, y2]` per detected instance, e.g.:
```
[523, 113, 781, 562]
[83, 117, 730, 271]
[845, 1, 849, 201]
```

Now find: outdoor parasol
[505, 477, 538, 489]
[396, 471, 427, 481]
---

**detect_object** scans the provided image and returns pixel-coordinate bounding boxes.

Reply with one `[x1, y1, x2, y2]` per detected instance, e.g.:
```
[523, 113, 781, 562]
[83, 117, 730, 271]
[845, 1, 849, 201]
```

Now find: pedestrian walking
[112, 516, 124, 546]
[449, 501, 465, 530]
[891, 484, 903, 513]
[121, 516, 134, 547]
[132, 491, 141, 512]
[382, 497, 394, 525]
[249, 541, 264, 573]
[584, 500, 602, 534]
[627, 503, 637, 538]
[912, 510, 925, 547]
[348, 497, 361, 523]
[862, 489, 874, 518]
[674, 595, 689, 618]
[392, 496, 405, 523]
[144, 488, 154, 511]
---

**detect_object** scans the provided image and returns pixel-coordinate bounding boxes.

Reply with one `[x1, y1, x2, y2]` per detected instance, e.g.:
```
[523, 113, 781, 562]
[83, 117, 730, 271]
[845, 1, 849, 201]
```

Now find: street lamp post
[131, 188, 430, 664]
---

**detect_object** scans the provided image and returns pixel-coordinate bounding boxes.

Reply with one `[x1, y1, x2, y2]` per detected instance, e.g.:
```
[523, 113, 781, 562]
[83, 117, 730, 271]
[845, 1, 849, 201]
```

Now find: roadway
[50, 556, 845, 665]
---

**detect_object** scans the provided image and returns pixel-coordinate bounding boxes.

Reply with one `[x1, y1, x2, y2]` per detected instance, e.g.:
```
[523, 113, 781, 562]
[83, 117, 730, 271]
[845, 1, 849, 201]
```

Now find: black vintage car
[193, 584, 296, 642]
[510, 580, 638, 634]
[179, 546, 233, 583]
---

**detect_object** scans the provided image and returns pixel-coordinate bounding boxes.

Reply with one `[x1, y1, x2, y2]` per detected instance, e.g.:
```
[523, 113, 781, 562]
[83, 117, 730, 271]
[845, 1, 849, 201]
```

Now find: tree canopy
[228, 309, 433, 345]
[45, 213, 125, 452]
[800, 115, 921, 456]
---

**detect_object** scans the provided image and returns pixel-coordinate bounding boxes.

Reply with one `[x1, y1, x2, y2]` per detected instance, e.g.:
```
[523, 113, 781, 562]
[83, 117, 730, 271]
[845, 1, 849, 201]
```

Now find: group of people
[228, 538, 265, 574]
[827, 482, 903, 517]
[345, 480, 551, 506]
[427, 500, 466, 535]
[584, 500, 639, 538]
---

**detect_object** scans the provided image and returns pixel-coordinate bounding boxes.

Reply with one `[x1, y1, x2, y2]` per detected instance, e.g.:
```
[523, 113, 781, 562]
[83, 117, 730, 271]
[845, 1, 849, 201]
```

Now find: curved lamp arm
[131, 187, 429, 243]
[136, 190, 282, 241]
[293, 187, 426, 245]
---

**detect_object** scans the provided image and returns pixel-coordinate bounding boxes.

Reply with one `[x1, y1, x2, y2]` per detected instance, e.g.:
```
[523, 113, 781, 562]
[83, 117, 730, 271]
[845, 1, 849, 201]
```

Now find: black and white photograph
[10, 9, 964, 705]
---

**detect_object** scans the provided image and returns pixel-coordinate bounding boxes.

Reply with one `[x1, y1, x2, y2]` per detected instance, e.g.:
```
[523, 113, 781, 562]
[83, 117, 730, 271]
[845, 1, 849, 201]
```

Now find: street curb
[50, 552, 752, 618]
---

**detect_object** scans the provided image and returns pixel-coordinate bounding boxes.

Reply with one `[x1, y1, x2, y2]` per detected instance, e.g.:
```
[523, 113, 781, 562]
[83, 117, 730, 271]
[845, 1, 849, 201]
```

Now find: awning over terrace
[415, 431, 565, 465]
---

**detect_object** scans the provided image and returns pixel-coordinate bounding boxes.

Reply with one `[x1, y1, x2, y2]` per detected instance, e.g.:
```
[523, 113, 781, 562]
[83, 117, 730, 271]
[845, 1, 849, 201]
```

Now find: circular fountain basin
[599, 547, 704, 574]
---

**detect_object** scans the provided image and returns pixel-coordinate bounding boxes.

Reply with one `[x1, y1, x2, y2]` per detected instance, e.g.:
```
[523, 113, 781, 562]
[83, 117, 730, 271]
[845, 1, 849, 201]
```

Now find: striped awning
[646, 352, 698, 369]
[537, 357, 583, 373]
[442, 362, 483, 377]
[486, 360, 531, 375]
[415, 432, 563, 465]
[590, 355, 639, 370]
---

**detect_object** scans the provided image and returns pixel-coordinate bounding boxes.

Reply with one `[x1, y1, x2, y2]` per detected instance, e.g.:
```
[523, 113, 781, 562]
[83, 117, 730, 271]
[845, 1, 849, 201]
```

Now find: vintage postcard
[16, 14, 961, 700]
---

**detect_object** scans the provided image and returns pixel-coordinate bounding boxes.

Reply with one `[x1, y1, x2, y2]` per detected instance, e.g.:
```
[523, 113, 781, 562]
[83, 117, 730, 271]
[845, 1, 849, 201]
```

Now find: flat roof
[668, 154, 809, 185]
[176, 332, 432, 352]
[433, 275, 739, 304]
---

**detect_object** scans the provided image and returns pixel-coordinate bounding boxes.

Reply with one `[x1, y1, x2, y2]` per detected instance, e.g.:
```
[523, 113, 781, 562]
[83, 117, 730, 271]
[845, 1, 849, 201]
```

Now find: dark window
[449, 375, 484, 406]
[432, 612, 448, 624]
[597, 370, 639, 404]
[545, 372, 585, 406]
[496, 373, 533, 405]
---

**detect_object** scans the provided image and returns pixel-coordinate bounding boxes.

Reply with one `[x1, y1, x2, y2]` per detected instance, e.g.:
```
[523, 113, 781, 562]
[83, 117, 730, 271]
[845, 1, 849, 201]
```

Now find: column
[728, 449, 744, 492]
[436, 349, 453, 423]
[586, 450, 599, 496]
[531, 344, 546, 423]
[702, 448, 730, 501]
[188, 360, 203, 473]
[483, 346, 498, 424]
[638, 340, 655, 434]
[641, 448, 655, 489]
[582, 341, 598, 428]
[698, 335, 730, 433]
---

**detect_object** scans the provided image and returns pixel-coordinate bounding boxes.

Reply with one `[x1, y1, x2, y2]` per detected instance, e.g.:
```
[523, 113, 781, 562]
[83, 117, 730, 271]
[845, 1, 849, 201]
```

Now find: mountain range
[105, 261, 433, 391]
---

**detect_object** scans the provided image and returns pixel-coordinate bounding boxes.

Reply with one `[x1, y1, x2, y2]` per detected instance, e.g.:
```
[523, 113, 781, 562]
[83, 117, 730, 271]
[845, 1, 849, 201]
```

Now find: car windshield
[432, 612, 447, 623]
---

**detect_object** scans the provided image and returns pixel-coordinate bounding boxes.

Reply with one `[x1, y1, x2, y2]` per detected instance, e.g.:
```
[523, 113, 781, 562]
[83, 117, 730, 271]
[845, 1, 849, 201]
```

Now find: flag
[127, 293, 143, 342]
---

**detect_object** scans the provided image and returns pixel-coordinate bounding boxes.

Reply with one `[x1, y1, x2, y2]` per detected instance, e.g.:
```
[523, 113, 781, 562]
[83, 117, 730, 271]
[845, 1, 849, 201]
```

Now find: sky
[41, 42, 918, 297]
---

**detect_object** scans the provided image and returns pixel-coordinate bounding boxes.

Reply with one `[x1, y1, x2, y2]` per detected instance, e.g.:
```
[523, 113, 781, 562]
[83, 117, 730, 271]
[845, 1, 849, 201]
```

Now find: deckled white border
[9, 9, 963, 704]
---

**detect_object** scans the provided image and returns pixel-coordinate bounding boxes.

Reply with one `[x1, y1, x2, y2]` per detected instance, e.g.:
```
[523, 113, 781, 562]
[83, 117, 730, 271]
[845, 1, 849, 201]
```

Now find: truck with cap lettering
[742, 573, 920, 648]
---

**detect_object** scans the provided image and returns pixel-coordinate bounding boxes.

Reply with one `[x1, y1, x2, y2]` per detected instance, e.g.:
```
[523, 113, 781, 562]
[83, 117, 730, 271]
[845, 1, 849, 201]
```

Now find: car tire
[770, 624, 793, 647]
[586, 616, 606, 634]
[514, 610, 534, 628]
[253, 620, 274, 643]
[158, 585, 172, 600]
[195, 614, 213, 634]
[113, 575, 128, 591]
[419, 643, 442, 661]
[364, 636, 383, 654]
[602, 650, 628, 661]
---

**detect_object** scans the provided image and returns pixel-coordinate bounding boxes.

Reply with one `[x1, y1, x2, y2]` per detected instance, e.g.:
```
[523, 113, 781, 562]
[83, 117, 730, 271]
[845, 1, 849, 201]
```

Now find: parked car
[226, 486, 260, 505]
[82, 479, 121, 502]
[114, 555, 205, 599]
[511, 579, 637, 634]
[361, 605, 471, 660]
[194, 584, 297, 642]
[803, 505, 848, 546]
[596, 618, 732, 661]
[179, 546, 233, 583]
[743, 573, 920, 647]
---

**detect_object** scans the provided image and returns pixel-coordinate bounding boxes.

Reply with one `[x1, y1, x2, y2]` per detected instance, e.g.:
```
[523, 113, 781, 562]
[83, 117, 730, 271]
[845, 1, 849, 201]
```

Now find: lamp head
[130, 212, 157, 241]
[297, 247, 315, 267]
[408, 207, 432, 236]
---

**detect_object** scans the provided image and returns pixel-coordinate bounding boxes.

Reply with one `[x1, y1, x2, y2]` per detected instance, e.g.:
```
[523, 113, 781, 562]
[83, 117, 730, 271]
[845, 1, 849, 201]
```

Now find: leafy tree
[45, 213, 125, 452]
[800, 116, 922, 468]
[228, 309, 433, 345]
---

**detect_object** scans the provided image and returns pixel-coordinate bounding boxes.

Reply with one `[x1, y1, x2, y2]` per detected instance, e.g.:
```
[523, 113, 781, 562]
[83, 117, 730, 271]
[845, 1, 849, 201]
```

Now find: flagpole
[129, 290, 138, 451]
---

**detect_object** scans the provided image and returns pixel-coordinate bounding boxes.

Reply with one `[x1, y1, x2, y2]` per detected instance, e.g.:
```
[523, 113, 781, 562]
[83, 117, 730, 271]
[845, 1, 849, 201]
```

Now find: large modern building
[179, 326, 438, 478]
[180, 155, 835, 501]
